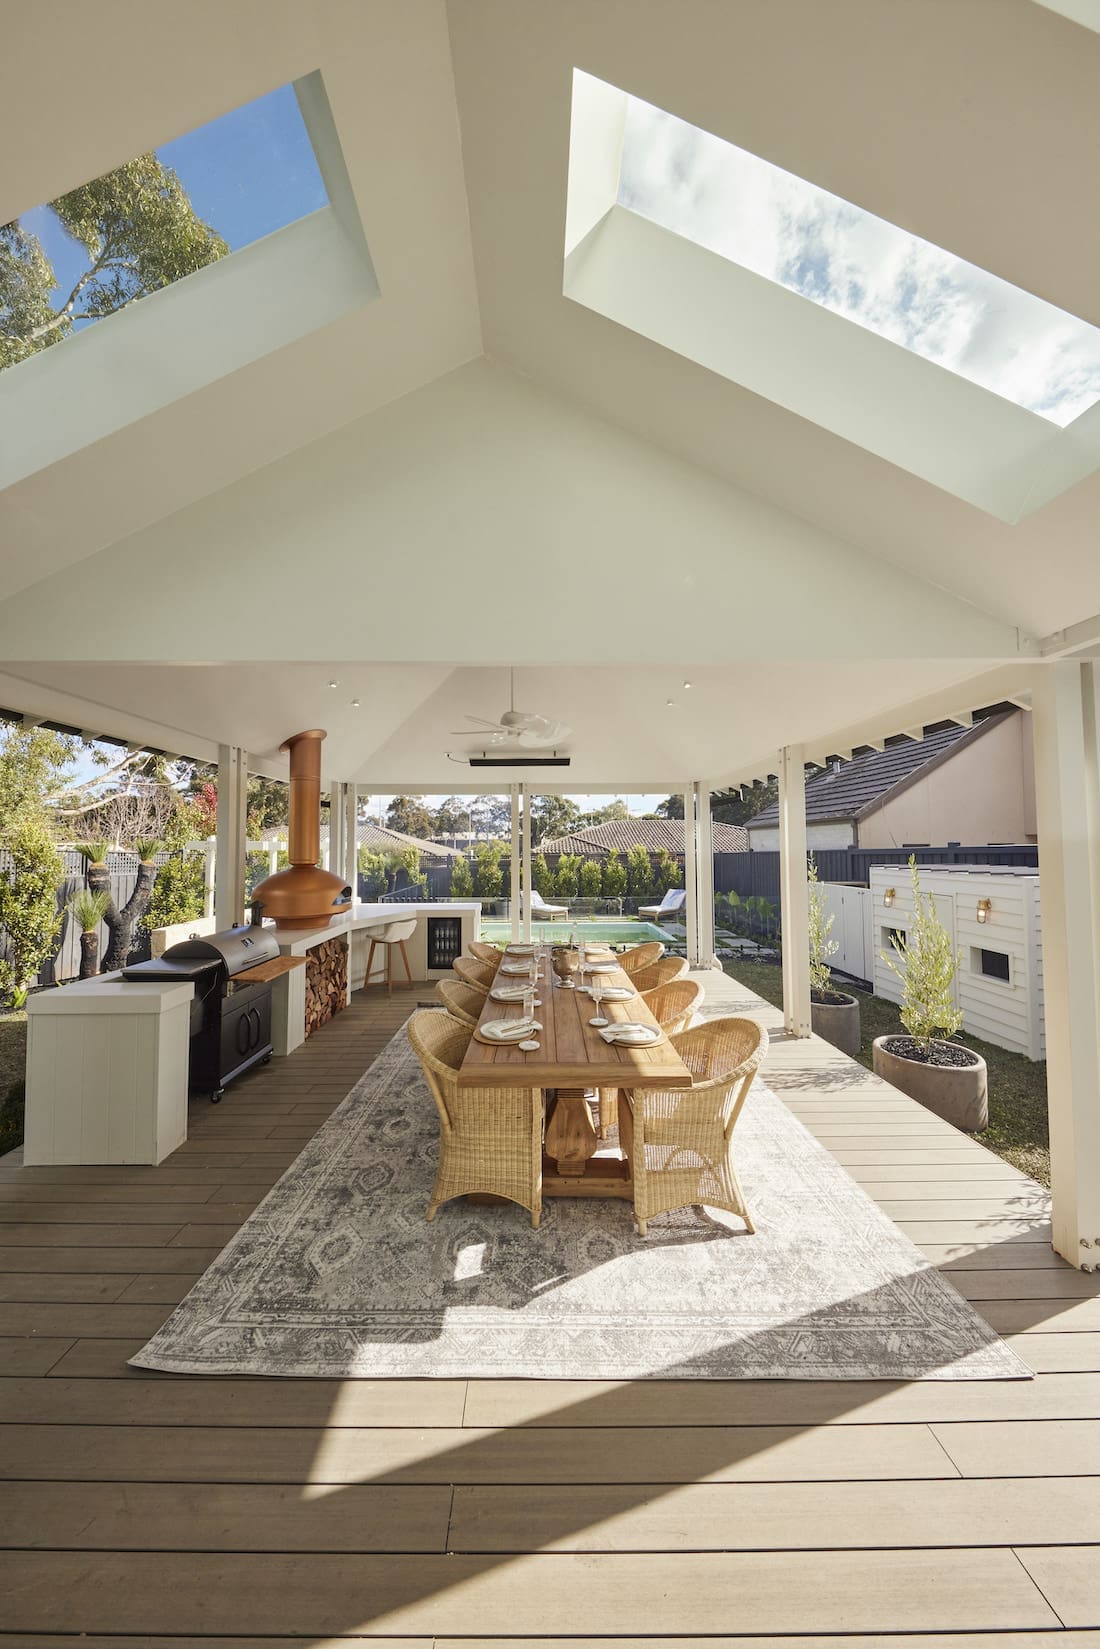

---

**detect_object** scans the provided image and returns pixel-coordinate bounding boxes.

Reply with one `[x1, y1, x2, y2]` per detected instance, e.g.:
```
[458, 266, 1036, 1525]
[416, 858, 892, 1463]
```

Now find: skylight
[616, 92, 1100, 428]
[1, 82, 328, 371]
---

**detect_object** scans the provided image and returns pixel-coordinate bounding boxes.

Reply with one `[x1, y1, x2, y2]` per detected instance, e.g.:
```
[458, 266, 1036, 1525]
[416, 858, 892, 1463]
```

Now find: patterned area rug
[132, 1019, 1030, 1380]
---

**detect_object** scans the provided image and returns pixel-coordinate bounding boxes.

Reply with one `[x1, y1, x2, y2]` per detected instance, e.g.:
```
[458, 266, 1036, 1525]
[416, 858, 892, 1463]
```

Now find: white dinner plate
[505, 943, 539, 955]
[500, 960, 537, 974]
[581, 960, 619, 973]
[578, 984, 634, 1000]
[477, 1017, 542, 1043]
[598, 1022, 662, 1046]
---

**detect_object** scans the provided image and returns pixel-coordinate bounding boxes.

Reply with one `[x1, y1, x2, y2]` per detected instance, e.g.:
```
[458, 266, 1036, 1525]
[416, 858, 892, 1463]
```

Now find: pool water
[479, 919, 675, 947]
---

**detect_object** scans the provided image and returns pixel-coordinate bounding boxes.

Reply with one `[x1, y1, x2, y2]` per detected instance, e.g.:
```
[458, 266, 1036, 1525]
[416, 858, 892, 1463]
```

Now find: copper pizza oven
[251, 729, 353, 930]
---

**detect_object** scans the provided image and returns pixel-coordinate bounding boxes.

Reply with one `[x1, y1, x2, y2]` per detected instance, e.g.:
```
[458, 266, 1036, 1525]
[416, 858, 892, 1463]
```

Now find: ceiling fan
[450, 668, 571, 749]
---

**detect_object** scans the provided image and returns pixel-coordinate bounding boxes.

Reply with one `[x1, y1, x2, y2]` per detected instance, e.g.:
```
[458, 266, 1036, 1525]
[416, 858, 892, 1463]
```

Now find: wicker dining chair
[629, 955, 689, 993]
[619, 1015, 768, 1236]
[406, 1010, 543, 1227]
[435, 978, 486, 1028]
[597, 977, 705, 1138]
[468, 941, 504, 967]
[617, 941, 665, 978]
[453, 956, 495, 994]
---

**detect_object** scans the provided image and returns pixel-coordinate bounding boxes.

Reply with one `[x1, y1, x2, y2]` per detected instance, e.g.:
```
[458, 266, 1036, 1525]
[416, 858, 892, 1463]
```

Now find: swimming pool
[479, 919, 676, 947]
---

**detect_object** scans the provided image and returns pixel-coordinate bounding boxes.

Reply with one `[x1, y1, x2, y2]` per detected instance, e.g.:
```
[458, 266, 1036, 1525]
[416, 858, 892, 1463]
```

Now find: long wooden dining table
[457, 944, 692, 1198]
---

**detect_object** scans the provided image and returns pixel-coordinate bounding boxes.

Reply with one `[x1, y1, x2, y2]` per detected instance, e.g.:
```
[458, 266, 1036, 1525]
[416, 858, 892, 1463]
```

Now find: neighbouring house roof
[746, 718, 1006, 829]
[318, 822, 462, 862]
[537, 818, 749, 857]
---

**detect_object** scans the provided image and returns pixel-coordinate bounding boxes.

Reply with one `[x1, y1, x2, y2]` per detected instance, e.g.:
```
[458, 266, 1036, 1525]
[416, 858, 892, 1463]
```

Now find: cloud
[618, 99, 1100, 427]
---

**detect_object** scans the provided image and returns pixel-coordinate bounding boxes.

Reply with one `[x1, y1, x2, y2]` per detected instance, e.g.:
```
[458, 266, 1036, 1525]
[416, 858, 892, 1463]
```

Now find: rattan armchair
[435, 978, 486, 1028]
[630, 955, 689, 993]
[407, 1010, 543, 1227]
[597, 977, 705, 1138]
[453, 956, 495, 994]
[619, 1015, 767, 1236]
[618, 941, 665, 978]
[468, 941, 504, 966]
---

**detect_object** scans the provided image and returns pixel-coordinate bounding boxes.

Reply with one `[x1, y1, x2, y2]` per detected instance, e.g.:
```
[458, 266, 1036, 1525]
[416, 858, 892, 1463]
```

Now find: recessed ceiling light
[682, 680, 692, 689]
[350, 698, 360, 708]
[666, 699, 675, 707]
[328, 679, 339, 689]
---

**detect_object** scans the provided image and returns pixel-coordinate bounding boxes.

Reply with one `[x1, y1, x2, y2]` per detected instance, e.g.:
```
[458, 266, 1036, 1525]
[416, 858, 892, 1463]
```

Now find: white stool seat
[364, 917, 417, 994]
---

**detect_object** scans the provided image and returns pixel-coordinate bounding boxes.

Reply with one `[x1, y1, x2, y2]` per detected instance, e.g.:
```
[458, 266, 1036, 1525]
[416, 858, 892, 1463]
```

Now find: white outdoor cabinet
[24, 977, 193, 1165]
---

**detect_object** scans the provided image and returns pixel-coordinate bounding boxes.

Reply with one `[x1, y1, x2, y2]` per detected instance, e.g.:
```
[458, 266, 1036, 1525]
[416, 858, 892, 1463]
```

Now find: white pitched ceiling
[1, 0, 1098, 679]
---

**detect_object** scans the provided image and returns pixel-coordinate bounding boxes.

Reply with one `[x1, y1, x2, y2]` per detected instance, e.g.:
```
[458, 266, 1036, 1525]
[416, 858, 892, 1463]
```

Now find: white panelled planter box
[24, 976, 192, 1165]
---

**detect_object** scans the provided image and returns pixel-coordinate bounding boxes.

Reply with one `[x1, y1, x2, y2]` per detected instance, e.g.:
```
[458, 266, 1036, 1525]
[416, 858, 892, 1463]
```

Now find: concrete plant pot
[872, 1035, 988, 1132]
[810, 991, 861, 1057]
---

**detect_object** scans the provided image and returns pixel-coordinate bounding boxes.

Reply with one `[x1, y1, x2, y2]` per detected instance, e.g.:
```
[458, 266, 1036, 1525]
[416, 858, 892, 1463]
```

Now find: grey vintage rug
[132, 1019, 1030, 1380]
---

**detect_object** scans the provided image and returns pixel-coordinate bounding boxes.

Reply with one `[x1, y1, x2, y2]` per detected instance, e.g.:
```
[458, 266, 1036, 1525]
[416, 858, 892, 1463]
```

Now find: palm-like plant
[76, 840, 111, 866]
[67, 887, 112, 979]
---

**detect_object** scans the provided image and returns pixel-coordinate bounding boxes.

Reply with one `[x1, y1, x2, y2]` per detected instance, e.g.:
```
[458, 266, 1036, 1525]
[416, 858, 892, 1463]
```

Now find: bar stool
[364, 917, 417, 995]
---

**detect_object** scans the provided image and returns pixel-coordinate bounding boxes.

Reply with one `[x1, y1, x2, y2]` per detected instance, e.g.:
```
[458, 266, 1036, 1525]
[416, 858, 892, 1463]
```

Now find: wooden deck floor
[1, 969, 1099, 1645]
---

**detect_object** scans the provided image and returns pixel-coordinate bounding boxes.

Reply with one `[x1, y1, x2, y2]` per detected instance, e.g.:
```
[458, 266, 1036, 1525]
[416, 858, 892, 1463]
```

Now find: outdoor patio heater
[251, 727, 353, 929]
[123, 924, 279, 1102]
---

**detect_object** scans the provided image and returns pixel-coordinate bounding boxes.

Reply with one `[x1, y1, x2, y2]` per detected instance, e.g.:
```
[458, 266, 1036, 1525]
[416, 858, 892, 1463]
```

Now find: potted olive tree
[807, 855, 861, 1055]
[872, 858, 987, 1131]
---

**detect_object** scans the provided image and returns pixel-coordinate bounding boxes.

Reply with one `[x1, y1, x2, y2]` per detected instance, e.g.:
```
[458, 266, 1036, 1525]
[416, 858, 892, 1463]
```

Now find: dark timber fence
[713, 844, 1039, 906]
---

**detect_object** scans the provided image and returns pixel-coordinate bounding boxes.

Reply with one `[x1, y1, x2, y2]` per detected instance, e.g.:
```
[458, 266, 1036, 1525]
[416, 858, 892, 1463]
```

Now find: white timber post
[778, 744, 812, 1037]
[266, 838, 279, 878]
[521, 783, 532, 941]
[203, 839, 216, 919]
[344, 784, 358, 897]
[1031, 662, 1100, 1269]
[215, 744, 248, 929]
[510, 785, 521, 940]
[683, 788, 698, 967]
[697, 783, 717, 966]
[327, 783, 344, 876]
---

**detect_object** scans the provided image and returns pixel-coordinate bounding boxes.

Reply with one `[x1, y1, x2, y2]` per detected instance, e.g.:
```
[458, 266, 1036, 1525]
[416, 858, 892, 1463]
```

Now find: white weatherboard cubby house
[3, 1, 1100, 1640]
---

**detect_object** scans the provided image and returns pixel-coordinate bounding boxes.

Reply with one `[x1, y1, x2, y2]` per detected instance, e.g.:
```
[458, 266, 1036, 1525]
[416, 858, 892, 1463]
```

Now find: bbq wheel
[211, 1088, 225, 1105]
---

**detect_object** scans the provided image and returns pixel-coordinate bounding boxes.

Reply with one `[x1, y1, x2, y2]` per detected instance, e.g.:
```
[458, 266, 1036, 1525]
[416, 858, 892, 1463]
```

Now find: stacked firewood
[305, 937, 348, 1036]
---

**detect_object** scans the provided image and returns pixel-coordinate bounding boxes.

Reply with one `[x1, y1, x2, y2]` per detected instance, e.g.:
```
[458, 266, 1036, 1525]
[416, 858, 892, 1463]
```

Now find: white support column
[697, 784, 716, 967]
[778, 745, 811, 1037]
[266, 838, 279, 878]
[328, 783, 345, 878]
[683, 788, 698, 967]
[203, 839, 216, 919]
[510, 785, 521, 940]
[520, 783, 532, 941]
[344, 784, 358, 897]
[1031, 661, 1100, 1269]
[215, 744, 248, 929]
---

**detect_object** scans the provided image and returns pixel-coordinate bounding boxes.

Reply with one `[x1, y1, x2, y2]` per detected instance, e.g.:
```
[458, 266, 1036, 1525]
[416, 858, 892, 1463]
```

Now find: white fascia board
[0, 74, 377, 490]
[564, 205, 1100, 524]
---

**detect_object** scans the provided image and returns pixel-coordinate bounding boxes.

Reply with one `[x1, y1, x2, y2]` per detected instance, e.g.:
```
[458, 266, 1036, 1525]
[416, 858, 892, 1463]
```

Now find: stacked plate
[490, 982, 531, 1001]
[578, 983, 634, 1000]
[476, 1017, 542, 1044]
[500, 959, 537, 974]
[581, 959, 618, 973]
[598, 1022, 663, 1046]
[505, 943, 539, 955]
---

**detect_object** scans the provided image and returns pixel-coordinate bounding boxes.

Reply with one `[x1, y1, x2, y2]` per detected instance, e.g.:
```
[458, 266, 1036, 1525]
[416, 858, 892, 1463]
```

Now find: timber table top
[457, 945, 691, 1091]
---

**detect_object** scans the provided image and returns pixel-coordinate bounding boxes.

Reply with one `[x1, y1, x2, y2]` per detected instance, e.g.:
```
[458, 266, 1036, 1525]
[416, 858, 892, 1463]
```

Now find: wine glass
[528, 953, 541, 1006]
[589, 975, 608, 1028]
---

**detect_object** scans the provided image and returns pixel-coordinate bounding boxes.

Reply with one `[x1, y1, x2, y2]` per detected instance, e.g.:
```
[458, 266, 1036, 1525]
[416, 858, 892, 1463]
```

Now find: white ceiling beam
[1041, 613, 1100, 658]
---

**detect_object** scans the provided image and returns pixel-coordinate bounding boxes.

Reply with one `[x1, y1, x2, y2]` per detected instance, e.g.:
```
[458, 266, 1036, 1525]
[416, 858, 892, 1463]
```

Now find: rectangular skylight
[1, 82, 328, 371]
[616, 92, 1100, 428]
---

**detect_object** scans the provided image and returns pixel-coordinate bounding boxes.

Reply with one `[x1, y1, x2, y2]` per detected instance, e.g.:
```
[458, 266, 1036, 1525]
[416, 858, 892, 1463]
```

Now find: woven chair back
[630, 955, 689, 993]
[618, 941, 665, 978]
[436, 978, 485, 1027]
[468, 941, 503, 966]
[453, 956, 494, 993]
[638, 977, 704, 1034]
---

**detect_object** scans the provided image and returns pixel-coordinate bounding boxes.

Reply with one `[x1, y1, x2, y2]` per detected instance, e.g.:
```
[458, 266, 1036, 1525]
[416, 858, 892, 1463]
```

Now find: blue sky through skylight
[14, 82, 327, 334]
[617, 94, 1100, 428]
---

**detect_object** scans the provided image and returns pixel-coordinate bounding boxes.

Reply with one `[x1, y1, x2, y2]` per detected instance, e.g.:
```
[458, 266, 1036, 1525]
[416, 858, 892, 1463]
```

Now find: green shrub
[0, 817, 62, 1007]
[474, 844, 504, 901]
[357, 847, 388, 898]
[143, 851, 205, 933]
[530, 853, 553, 895]
[602, 851, 626, 899]
[555, 854, 580, 899]
[578, 858, 602, 897]
[450, 853, 474, 898]
[626, 844, 654, 900]
[807, 853, 839, 997]
[654, 849, 682, 894]
[881, 857, 963, 1053]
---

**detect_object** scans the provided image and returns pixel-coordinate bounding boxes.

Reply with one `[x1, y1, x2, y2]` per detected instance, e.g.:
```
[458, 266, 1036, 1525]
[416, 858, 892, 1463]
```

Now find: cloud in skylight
[617, 97, 1100, 428]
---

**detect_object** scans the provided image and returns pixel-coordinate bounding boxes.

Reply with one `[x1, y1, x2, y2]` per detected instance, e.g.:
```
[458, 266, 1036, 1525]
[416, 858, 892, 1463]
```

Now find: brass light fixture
[883, 887, 896, 908]
[977, 897, 992, 924]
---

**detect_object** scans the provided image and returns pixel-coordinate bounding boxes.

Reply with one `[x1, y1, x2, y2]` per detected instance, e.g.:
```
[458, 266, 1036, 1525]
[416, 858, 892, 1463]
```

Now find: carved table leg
[544, 1087, 598, 1177]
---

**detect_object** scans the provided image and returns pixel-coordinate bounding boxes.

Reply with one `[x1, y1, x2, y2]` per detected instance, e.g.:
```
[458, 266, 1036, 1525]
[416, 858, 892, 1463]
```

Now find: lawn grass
[0, 1011, 27, 1156]
[724, 959, 1050, 1186]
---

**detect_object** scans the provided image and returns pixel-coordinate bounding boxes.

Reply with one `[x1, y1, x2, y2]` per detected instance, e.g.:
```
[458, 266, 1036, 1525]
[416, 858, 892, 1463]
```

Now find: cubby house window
[973, 946, 1011, 983]
[882, 927, 908, 955]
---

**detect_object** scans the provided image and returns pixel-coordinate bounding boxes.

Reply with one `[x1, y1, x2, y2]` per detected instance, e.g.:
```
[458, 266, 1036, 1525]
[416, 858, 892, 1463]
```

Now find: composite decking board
[0, 1302, 173, 1337]
[0, 971, 1095, 1639]
[0, 1274, 136, 1303]
[0, 1200, 260, 1223]
[0, 1421, 959, 1484]
[0, 1548, 1060, 1635]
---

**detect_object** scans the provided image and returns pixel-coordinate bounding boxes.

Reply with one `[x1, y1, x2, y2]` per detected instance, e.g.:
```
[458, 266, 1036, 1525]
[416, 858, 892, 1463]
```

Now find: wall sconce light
[883, 887, 896, 908]
[977, 897, 992, 924]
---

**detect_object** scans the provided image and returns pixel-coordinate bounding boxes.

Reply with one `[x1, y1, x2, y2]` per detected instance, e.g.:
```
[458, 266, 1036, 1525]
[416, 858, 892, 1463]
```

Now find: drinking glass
[528, 953, 541, 1006]
[589, 976, 608, 1028]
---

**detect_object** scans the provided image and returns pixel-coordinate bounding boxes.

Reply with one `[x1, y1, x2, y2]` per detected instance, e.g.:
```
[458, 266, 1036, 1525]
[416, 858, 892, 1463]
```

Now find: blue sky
[16, 82, 326, 327]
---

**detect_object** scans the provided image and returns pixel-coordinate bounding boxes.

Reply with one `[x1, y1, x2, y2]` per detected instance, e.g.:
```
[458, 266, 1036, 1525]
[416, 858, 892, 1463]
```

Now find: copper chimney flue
[251, 729, 353, 931]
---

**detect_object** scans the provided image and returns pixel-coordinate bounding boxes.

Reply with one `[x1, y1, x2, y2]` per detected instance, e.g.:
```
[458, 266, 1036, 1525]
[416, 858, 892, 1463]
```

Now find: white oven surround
[271, 903, 481, 1055]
